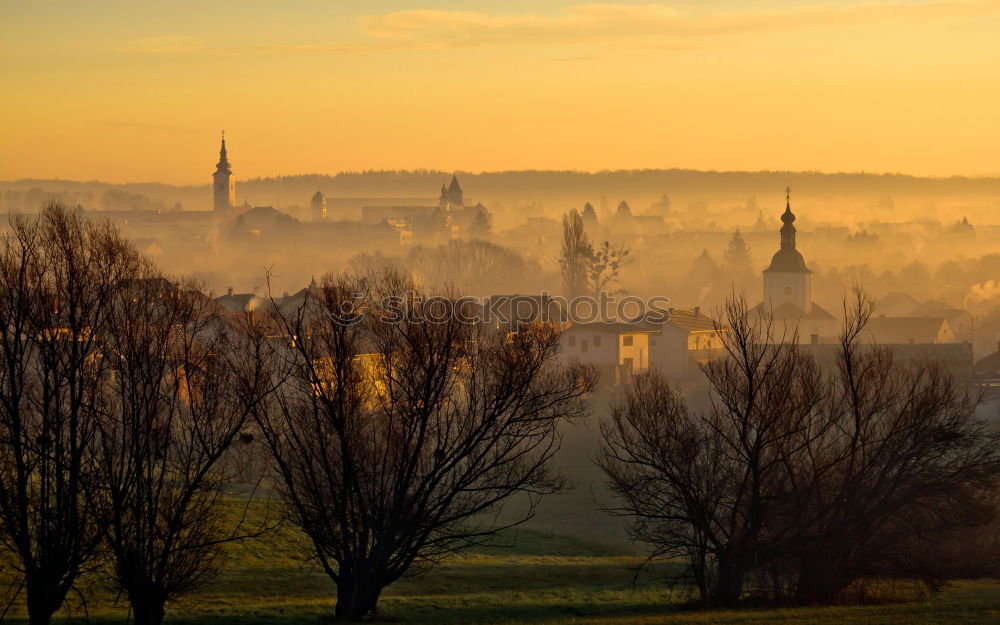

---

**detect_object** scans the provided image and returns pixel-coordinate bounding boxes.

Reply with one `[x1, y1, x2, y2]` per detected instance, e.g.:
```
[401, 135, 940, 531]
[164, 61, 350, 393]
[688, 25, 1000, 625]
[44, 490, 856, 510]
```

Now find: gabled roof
[751, 302, 836, 321]
[563, 321, 659, 335]
[974, 348, 1000, 373]
[864, 316, 952, 344]
[214, 292, 268, 313]
[909, 300, 970, 321]
[875, 292, 921, 316]
[665, 308, 718, 332]
[773, 302, 835, 321]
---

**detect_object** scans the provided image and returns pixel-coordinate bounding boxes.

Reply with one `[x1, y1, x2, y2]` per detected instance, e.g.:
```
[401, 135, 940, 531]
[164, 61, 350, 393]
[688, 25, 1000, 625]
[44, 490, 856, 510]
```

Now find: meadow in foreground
[2, 515, 998, 625]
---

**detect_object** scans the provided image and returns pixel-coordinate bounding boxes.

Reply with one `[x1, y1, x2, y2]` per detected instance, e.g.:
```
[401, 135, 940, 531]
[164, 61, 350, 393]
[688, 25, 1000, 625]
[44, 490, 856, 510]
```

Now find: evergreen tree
[724, 229, 755, 293]
[469, 207, 492, 236]
[648, 194, 672, 216]
[724, 229, 753, 271]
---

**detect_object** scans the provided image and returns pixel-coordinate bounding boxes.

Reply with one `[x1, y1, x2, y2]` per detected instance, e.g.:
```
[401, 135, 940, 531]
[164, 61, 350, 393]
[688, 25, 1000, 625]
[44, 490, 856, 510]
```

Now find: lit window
[622, 336, 634, 347]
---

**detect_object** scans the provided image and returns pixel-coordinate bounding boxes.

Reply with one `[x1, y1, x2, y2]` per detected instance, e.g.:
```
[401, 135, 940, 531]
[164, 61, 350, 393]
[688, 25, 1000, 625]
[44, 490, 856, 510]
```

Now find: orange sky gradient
[2, 0, 999, 184]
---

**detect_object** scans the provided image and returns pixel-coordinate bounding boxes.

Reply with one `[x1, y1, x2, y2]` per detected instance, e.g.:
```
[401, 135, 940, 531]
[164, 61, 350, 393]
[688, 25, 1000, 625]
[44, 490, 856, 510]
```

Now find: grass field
[3, 502, 999, 625]
[4, 415, 1000, 624]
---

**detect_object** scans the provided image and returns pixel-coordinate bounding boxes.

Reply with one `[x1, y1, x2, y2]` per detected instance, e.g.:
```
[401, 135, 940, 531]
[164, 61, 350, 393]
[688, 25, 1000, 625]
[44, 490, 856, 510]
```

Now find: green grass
[2, 499, 999, 624]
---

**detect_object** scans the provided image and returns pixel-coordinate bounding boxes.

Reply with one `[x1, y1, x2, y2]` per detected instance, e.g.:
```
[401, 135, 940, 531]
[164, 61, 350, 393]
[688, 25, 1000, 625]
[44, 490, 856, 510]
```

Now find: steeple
[764, 187, 809, 274]
[762, 186, 812, 314]
[213, 131, 235, 212]
[216, 130, 232, 174]
[780, 186, 796, 250]
[443, 173, 464, 209]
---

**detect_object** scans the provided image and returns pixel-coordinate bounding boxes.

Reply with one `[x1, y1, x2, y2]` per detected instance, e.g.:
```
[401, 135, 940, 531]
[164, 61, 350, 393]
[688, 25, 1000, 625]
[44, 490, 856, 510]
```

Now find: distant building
[875, 292, 923, 317]
[864, 316, 957, 344]
[310, 191, 327, 221]
[560, 307, 724, 383]
[359, 174, 490, 243]
[758, 188, 835, 339]
[973, 342, 1000, 383]
[439, 174, 464, 211]
[212, 132, 235, 214]
[214, 287, 267, 313]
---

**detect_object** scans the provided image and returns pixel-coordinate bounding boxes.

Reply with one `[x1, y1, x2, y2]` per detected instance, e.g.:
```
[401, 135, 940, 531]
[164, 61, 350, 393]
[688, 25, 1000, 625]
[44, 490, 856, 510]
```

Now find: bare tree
[560, 209, 591, 301]
[253, 270, 596, 620]
[93, 273, 274, 625]
[0, 205, 141, 625]
[600, 294, 823, 606]
[600, 292, 1000, 607]
[587, 240, 630, 298]
[788, 293, 1000, 602]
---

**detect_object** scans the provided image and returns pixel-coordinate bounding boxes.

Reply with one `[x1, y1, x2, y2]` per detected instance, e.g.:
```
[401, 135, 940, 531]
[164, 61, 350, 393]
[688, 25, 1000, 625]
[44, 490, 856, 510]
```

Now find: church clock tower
[213, 131, 235, 213]
[763, 188, 812, 313]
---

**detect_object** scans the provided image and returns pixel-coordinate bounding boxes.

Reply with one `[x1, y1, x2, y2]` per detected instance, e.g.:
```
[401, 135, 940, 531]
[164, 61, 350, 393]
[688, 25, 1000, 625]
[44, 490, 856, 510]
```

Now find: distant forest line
[4, 169, 1000, 218]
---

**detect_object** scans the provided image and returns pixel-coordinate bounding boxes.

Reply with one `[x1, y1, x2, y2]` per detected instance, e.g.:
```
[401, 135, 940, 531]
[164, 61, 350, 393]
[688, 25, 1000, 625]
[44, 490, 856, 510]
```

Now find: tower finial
[786, 186, 791, 205]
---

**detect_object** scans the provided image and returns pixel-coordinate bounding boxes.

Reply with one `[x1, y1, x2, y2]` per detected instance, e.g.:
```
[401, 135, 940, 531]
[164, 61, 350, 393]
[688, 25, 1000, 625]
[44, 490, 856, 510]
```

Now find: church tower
[213, 131, 235, 213]
[310, 190, 327, 221]
[763, 188, 812, 313]
[441, 174, 463, 210]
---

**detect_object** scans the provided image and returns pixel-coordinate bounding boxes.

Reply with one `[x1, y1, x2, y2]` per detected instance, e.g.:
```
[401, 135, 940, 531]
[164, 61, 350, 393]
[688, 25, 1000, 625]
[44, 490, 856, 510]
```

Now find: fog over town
[4, 1, 1000, 623]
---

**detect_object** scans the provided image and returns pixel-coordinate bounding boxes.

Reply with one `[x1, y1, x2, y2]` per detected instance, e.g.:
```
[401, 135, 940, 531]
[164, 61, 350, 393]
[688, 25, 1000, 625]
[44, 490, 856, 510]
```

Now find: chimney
[694, 306, 701, 316]
[227, 287, 234, 297]
[810, 333, 819, 345]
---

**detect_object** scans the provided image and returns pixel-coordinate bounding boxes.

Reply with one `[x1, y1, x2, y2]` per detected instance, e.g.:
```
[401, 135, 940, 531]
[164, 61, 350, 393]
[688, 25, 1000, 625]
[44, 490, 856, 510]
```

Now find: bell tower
[213, 131, 235, 213]
[763, 188, 812, 313]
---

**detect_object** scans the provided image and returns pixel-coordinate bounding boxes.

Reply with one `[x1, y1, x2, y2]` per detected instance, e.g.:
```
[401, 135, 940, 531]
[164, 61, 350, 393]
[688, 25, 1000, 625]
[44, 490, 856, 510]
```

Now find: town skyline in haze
[3, 0, 1000, 184]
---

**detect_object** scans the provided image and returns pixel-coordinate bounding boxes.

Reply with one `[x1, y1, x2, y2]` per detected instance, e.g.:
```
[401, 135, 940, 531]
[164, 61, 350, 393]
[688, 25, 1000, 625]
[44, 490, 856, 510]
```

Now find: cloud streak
[352, 1, 1000, 50]
[126, 1, 1000, 56]
[124, 35, 208, 55]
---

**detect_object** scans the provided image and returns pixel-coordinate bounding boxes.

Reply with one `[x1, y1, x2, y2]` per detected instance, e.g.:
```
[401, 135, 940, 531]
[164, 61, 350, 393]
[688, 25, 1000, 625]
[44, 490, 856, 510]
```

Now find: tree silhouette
[253, 271, 596, 621]
[560, 209, 592, 300]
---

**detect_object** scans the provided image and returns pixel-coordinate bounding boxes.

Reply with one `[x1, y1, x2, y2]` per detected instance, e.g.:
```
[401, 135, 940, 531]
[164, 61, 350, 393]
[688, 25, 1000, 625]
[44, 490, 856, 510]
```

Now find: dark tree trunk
[712, 552, 745, 607]
[25, 574, 64, 625]
[335, 572, 382, 622]
[130, 593, 167, 625]
[795, 557, 849, 604]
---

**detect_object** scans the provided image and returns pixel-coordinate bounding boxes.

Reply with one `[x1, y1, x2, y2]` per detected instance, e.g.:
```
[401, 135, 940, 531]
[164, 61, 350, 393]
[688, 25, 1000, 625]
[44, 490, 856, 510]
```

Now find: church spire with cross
[779, 186, 797, 251]
[213, 130, 235, 213]
[763, 187, 813, 313]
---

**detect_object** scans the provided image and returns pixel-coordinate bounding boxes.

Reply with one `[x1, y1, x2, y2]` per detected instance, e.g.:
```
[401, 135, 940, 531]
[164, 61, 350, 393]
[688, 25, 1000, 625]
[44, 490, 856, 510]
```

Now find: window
[567, 335, 576, 347]
[581, 340, 589, 354]
[593, 335, 602, 347]
[622, 335, 634, 347]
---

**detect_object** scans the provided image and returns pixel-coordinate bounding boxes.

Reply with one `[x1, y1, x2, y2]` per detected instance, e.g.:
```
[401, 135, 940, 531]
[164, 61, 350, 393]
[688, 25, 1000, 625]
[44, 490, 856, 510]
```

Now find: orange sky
[2, 1, 1000, 184]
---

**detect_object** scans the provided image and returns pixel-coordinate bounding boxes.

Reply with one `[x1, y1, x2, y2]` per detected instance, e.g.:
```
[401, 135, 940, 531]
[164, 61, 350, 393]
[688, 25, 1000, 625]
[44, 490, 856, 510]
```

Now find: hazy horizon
[4, 0, 1000, 183]
[9, 163, 1000, 189]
